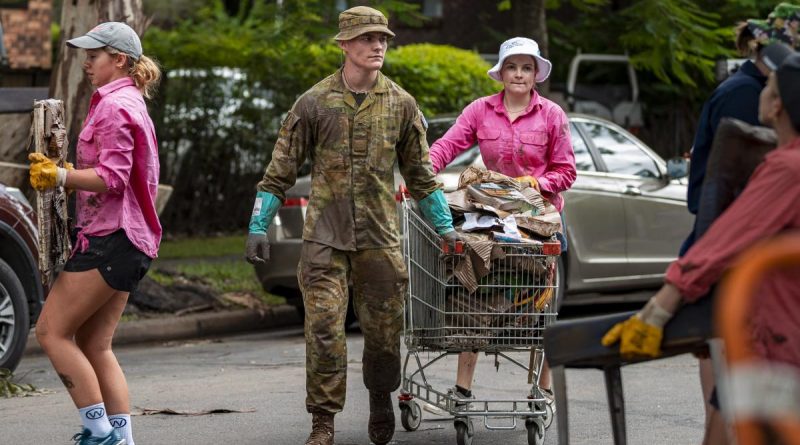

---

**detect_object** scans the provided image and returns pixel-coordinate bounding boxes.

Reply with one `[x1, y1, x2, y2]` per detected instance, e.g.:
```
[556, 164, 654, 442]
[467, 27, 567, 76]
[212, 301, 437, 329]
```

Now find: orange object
[716, 233, 800, 445]
[542, 242, 561, 256]
[441, 239, 464, 255]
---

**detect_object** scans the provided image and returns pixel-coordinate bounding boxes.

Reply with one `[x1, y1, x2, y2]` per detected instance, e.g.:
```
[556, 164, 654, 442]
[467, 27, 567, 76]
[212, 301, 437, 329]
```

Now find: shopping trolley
[397, 197, 562, 445]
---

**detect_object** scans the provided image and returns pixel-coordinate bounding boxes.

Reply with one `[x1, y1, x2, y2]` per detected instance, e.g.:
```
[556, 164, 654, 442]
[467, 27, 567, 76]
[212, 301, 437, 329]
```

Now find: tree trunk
[49, 0, 147, 145]
[511, 0, 549, 95]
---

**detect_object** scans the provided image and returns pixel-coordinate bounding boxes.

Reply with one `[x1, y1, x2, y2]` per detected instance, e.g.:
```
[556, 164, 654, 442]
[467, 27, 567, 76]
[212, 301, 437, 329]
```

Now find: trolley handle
[441, 238, 465, 255]
[397, 184, 411, 203]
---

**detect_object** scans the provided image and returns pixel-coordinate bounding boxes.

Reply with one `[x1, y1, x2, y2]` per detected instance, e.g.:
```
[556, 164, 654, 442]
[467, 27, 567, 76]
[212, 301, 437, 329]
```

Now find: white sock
[109, 414, 134, 445]
[78, 402, 113, 438]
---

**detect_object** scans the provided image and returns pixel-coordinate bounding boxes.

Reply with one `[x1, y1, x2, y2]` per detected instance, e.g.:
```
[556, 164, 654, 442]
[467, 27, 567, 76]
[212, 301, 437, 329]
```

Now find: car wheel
[0, 258, 30, 372]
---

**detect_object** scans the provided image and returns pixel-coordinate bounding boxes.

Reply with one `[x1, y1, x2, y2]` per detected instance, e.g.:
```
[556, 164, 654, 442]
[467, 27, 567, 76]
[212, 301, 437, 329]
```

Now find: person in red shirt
[603, 52, 800, 445]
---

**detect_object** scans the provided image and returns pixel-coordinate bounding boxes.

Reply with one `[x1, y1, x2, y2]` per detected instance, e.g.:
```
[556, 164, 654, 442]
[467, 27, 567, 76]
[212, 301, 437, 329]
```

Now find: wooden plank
[30, 99, 71, 287]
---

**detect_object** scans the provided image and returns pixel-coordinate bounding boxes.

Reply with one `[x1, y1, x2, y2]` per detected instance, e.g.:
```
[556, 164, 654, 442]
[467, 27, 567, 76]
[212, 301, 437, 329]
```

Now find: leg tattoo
[58, 373, 75, 389]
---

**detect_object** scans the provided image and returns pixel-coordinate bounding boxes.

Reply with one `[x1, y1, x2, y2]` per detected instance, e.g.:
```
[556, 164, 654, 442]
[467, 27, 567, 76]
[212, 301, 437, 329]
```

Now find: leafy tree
[144, 0, 792, 233]
[533, 0, 791, 155]
[384, 44, 500, 117]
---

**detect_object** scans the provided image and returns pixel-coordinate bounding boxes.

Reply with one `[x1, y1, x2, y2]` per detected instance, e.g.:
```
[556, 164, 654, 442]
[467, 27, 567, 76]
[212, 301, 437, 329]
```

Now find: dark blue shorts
[64, 229, 152, 293]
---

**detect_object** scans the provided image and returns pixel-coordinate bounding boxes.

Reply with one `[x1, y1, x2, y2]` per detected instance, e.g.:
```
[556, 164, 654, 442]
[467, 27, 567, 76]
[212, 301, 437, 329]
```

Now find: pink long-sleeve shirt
[74, 77, 161, 258]
[429, 90, 576, 211]
[666, 138, 800, 366]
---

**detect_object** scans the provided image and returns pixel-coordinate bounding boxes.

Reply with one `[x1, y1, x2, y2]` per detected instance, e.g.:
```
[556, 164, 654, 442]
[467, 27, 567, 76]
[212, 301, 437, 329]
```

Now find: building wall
[1, 0, 52, 70]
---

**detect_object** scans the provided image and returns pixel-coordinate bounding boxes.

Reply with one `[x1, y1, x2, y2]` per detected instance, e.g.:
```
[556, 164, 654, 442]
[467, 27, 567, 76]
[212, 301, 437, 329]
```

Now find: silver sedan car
[255, 114, 692, 311]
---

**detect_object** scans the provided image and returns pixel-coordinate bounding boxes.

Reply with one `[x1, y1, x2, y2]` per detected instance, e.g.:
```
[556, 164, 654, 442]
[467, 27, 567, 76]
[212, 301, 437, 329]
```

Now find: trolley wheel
[526, 418, 545, 445]
[400, 401, 422, 431]
[543, 401, 554, 429]
[455, 418, 474, 445]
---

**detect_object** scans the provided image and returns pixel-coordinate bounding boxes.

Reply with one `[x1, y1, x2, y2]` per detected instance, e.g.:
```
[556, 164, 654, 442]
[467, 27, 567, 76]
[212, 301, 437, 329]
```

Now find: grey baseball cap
[66, 22, 142, 61]
[760, 42, 794, 71]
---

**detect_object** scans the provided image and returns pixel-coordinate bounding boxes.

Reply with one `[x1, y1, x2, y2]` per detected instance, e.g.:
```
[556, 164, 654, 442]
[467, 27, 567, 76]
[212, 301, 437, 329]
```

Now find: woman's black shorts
[63, 229, 152, 293]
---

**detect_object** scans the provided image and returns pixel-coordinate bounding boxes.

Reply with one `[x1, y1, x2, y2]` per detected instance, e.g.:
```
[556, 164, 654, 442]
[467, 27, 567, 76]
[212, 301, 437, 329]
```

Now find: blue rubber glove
[245, 191, 282, 264]
[418, 189, 455, 235]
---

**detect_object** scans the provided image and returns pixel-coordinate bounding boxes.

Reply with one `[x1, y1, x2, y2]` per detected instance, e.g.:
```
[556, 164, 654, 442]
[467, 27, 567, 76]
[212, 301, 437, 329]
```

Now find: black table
[544, 297, 714, 444]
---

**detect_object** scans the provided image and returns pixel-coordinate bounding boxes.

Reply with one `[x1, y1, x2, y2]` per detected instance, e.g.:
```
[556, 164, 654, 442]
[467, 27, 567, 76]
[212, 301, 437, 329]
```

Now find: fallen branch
[134, 407, 256, 416]
[173, 303, 214, 316]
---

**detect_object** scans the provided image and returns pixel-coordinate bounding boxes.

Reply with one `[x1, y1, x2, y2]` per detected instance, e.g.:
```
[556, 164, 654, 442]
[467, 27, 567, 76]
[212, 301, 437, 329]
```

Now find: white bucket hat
[487, 37, 552, 83]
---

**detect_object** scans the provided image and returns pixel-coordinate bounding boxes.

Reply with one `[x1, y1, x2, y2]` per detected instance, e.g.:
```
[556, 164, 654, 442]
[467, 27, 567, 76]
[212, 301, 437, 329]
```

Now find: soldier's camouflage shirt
[257, 69, 441, 251]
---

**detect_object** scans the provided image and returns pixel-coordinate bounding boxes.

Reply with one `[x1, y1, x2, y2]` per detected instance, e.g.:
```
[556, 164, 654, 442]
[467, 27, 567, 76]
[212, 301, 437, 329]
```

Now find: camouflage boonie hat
[334, 6, 395, 41]
[768, 2, 800, 23]
[767, 2, 800, 48]
[746, 4, 800, 50]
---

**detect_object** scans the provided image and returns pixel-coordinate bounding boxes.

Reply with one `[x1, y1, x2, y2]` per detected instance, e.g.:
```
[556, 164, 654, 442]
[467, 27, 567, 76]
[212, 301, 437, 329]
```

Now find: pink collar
[487, 89, 543, 116]
[96, 77, 136, 98]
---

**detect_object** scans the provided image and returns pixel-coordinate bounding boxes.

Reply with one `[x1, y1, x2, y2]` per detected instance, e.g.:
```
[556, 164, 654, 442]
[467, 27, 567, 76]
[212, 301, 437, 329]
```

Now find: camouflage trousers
[298, 241, 407, 414]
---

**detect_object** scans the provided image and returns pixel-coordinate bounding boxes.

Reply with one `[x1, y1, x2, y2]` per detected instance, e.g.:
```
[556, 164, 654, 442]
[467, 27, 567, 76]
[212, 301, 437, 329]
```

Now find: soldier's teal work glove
[418, 189, 456, 235]
[245, 191, 282, 264]
[601, 297, 674, 359]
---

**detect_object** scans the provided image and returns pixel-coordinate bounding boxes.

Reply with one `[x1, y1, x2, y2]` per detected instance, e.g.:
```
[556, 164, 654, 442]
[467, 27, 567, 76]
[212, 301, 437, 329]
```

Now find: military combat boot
[368, 391, 395, 445]
[305, 412, 334, 445]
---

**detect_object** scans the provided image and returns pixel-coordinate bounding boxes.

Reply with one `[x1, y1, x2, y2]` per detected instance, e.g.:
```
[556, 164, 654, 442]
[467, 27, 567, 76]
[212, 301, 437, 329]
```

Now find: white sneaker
[542, 387, 556, 415]
[447, 386, 475, 410]
[541, 387, 556, 429]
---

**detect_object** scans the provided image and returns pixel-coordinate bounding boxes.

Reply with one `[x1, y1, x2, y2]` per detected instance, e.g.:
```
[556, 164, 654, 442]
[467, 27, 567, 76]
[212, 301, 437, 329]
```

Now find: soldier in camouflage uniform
[245, 6, 460, 445]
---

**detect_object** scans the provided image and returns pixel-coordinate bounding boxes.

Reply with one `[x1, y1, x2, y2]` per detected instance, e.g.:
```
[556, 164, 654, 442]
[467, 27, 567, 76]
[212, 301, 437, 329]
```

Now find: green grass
[171, 260, 285, 306]
[148, 269, 176, 287]
[158, 235, 247, 259]
[152, 235, 286, 308]
[120, 314, 141, 323]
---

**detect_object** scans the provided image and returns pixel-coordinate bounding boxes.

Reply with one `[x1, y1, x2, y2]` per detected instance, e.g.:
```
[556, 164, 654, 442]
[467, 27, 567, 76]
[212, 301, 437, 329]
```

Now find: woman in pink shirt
[429, 37, 576, 423]
[28, 22, 160, 445]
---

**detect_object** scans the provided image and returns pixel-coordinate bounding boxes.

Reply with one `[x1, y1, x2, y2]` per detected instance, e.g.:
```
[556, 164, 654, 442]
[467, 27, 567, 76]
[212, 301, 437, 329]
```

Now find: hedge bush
[384, 43, 500, 117]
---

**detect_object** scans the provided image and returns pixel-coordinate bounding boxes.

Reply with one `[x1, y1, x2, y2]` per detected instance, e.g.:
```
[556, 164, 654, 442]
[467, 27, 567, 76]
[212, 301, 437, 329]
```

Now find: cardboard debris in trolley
[29, 99, 71, 287]
[405, 167, 565, 351]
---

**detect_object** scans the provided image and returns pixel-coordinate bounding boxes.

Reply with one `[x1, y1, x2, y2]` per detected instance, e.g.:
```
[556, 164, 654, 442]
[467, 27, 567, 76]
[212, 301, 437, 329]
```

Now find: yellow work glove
[28, 153, 71, 191]
[601, 297, 673, 359]
[515, 175, 540, 192]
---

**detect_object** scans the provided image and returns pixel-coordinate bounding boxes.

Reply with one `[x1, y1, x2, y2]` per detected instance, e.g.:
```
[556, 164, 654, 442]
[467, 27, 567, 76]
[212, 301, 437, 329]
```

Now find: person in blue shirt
[683, 24, 794, 256]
